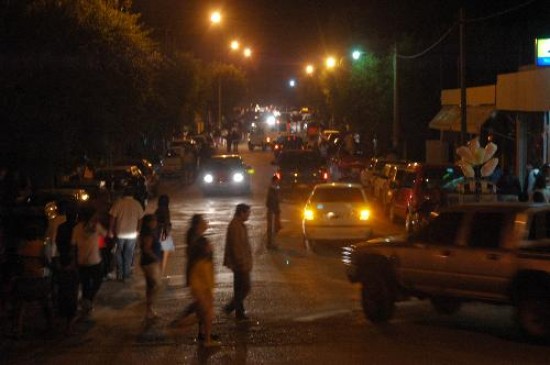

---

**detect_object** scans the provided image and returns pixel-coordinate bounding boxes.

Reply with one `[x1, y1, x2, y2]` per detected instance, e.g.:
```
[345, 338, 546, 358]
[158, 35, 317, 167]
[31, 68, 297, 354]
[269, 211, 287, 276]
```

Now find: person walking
[71, 206, 105, 316]
[186, 214, 220, 347]
[139, 214, 162, 322]
[155, 195, 174, 277]
[109, 187, 144, 281]
[266, 176, 281, 249]
[223, 203, 252, 321]
[55, 204, 79, 335]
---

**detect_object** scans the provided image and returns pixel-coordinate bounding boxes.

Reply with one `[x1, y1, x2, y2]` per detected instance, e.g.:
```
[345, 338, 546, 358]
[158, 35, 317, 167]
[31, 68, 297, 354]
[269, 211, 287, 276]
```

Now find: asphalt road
[2, 143, 549, 364]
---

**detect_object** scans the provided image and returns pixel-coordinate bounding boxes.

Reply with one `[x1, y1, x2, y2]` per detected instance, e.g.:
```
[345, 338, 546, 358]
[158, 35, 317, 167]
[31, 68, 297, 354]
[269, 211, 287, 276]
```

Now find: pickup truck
[343, 202, 550, 339]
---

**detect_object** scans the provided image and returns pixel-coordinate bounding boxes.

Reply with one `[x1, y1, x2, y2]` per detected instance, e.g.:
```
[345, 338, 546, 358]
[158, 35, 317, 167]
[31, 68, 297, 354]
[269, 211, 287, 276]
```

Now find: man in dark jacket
[223, 204, 252, 320]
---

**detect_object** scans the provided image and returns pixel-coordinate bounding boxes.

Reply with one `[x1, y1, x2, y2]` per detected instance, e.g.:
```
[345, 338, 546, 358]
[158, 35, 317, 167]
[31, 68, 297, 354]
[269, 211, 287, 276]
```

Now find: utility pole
[459, 8, 467, 145]
[392, 42, 399, 152]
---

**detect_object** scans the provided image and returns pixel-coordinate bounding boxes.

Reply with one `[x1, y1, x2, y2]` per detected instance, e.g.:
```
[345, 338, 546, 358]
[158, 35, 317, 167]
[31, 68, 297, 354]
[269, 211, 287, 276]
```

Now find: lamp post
[210, 10, 223, 130]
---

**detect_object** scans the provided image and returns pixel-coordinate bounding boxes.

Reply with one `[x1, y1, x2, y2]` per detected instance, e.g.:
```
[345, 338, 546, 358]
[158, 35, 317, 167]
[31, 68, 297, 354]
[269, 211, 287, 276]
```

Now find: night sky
[132, 0, 549, 102]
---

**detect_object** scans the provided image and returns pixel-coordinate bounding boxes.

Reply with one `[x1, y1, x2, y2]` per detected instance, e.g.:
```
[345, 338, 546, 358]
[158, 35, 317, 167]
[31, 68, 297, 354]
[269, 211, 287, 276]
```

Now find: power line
[396, 0, 538, 60]
[397, 22, 457, 60]
[466, 0, 538, 23]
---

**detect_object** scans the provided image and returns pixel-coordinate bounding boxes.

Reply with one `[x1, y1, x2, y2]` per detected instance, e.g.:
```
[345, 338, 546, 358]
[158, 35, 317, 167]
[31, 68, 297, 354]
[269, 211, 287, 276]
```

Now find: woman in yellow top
[186, 214, 220, 347]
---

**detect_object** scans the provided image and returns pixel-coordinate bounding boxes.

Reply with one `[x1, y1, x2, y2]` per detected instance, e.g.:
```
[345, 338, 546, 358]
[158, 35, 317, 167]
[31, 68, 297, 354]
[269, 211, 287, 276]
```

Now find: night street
[2, 145, 549, 365]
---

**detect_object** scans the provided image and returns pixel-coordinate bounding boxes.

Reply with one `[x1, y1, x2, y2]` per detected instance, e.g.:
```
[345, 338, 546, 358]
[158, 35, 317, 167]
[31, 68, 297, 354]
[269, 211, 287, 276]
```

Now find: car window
[422, 211, 464, 246]
[400, 171, 416, 188]
[528, 211, 550, 240]
[467, 212, 513, 249]
[278, 152, 321, 168]
[205, 158, 242, 170]
[310, 187, 365, 203]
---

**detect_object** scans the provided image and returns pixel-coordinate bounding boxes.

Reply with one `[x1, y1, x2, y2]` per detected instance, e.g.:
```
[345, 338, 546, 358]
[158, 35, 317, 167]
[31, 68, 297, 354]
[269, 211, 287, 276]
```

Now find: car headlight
[304, 208, 314, 221]
[80, 192, 90, 201]
[233, 172, 244, 183]
[203, 174, 213, 183]
[359, 209, 370, 221]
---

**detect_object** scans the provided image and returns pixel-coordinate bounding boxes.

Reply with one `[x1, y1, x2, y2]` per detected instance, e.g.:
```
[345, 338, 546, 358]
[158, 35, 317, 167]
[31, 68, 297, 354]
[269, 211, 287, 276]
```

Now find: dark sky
[132, 0, 549, 100]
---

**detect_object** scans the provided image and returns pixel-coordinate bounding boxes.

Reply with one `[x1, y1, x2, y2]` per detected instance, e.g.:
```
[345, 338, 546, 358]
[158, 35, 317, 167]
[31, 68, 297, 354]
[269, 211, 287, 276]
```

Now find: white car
[302, 183, 373, 250]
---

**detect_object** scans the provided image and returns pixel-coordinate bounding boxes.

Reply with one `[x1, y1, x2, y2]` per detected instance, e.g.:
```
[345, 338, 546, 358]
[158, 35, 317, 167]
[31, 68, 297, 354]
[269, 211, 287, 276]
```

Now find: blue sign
[536, 38, 550, 67]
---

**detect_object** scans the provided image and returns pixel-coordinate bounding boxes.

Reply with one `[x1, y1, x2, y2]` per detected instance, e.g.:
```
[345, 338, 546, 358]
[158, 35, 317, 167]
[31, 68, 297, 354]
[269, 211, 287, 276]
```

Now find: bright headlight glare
[304, 208, 314, 221]
[203, 174, 213, 183]
[233, 173, 244, 182]
[80, 192, 90, 201]
[360, 209, 370, 220]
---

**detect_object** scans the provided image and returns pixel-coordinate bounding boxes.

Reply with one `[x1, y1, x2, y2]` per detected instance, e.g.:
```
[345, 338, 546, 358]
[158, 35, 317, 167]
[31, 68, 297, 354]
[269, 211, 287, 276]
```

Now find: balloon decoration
[456, 137, 498, 179]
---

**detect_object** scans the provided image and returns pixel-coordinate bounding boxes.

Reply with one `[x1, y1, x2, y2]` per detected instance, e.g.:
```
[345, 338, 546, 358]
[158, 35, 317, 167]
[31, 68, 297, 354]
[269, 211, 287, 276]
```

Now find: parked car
[94, 165, 148, 207]
[388, 162, 462, 232]
[343, 202, 550, 339]
[360, 158, 387, 194]
[116, 158, 159, 197]
[199, 154, 253, 195]
[273, 150, 328, 201]
[302, 183, 373, 251]
[272, 134, 304, 158]
[371, 161, 408, 206]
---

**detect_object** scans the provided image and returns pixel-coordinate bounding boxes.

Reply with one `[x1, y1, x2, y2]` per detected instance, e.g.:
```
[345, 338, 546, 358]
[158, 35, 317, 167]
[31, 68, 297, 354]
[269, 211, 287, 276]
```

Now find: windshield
[310, 187, 365, 203]
[278, 152, 322, 168]
[204, 158, 242, 170]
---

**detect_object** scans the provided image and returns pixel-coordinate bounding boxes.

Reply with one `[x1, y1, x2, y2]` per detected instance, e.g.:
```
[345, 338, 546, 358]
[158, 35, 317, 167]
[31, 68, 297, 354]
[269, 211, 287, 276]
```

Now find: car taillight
[275, 172, 281, 180]
[322, 171, 329, 180]
[274, 145, 279, 150]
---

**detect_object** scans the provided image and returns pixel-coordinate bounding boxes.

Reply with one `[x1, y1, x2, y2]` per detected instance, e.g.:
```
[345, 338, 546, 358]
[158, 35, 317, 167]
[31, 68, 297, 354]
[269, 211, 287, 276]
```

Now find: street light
[210, 10, 222, 130]
[289, 79, 296, 88]
[305, 64, 315, 75]
[243, 47, 252, 58]
[351, 49, 362, 60]
[210, 10, 221, 24]
[230, 40, 240, 50]
[325, 56, 337, 69]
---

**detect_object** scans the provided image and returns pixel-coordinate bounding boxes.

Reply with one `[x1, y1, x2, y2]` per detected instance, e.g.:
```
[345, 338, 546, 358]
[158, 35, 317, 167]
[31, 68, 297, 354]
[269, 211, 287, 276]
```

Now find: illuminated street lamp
[325, 56, 337, 69]
[243, 47, 252, 58]
[305, 64, 314, 75]
[210, 10, 221, 24]
[352, 49, 362, 60]
[230, 40, 240, 50]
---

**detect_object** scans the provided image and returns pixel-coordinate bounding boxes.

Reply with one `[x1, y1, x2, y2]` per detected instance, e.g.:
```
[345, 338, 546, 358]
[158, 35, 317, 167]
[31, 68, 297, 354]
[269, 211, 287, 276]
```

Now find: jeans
[116, 238, 136, 279]
[79, 263, 102, 303]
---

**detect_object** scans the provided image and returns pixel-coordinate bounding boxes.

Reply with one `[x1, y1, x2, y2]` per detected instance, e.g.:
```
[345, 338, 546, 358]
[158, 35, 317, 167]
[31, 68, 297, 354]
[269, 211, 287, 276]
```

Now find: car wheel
[361, 276, 395, 323]
[248, 142, 254, 151]
[517, 293, 550, 339]
[430, 297, 462, 315]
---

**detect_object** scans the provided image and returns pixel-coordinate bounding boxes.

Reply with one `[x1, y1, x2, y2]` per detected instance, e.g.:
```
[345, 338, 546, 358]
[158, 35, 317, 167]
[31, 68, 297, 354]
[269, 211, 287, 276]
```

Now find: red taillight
[275, 172, 281, 180]
[275, 145, 279, 150]
[322, 171, 329, 180]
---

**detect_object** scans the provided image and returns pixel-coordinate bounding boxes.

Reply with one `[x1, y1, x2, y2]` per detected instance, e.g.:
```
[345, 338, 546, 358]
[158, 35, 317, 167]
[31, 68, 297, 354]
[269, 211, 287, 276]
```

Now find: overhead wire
[396, 0, 538, 60]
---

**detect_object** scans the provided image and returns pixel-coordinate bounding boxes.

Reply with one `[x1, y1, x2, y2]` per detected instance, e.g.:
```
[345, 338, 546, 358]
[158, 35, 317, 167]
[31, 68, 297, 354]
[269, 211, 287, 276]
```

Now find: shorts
[160, 235, 175, 252]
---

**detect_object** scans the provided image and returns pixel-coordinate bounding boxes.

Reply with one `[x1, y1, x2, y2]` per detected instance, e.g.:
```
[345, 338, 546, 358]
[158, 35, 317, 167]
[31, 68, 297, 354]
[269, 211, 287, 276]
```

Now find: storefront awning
[429, 105, 495, 134]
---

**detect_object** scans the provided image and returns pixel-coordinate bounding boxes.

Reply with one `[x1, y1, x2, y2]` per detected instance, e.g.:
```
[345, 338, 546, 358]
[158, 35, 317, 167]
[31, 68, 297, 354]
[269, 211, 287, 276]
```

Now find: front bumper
[303, 224, 373, 241]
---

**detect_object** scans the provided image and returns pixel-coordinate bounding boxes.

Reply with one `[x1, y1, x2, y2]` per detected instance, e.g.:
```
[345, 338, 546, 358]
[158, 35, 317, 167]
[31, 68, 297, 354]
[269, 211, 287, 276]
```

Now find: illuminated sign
[536, 38, 550, 67]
